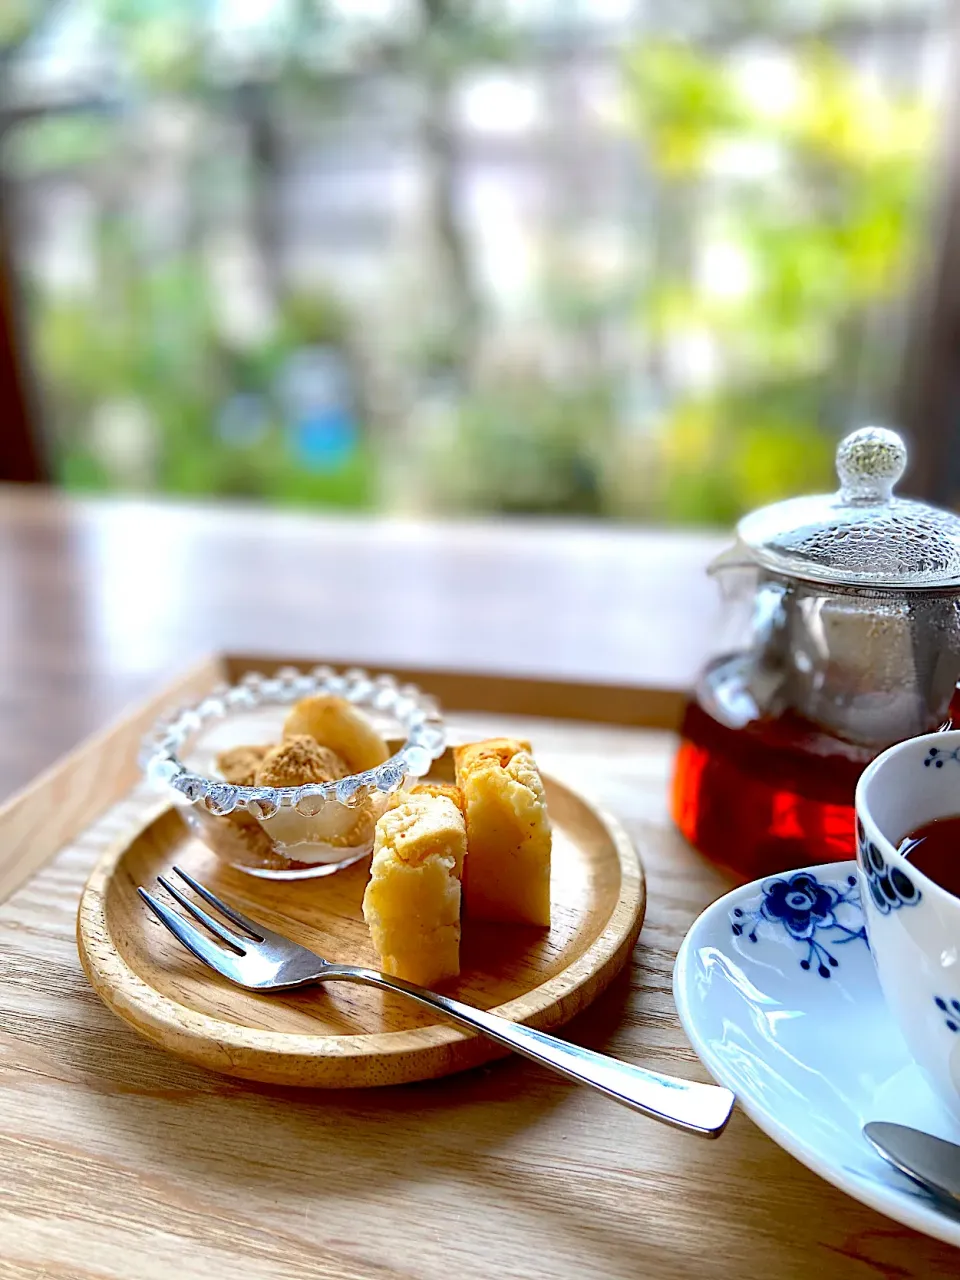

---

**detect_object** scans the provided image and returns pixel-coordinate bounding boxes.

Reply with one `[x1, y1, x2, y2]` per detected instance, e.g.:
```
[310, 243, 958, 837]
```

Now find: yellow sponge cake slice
[454, 738, 552, 926]
[362, 792, 465, 985]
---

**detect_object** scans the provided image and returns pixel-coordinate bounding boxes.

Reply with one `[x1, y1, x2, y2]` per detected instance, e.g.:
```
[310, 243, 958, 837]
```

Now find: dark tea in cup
[898, 816, 960, 898]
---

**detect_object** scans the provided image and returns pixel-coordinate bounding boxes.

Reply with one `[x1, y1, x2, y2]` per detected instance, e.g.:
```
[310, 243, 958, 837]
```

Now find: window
[0, 0, 951, 518]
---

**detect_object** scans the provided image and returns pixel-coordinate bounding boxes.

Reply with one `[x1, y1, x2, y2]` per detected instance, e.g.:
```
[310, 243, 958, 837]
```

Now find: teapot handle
[707, 543, 755, 578]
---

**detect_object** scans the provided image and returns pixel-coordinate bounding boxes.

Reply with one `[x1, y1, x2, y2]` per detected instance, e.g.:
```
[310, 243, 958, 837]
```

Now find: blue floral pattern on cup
[924, 745, 960, 769]
[856, 818, 921, 915]
[731, 871, 867, 978]
[935, 996, 960, 1033]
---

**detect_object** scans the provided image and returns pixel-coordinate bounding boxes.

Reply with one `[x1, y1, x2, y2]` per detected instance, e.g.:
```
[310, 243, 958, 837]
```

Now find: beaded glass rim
[138, 666, 446, 821]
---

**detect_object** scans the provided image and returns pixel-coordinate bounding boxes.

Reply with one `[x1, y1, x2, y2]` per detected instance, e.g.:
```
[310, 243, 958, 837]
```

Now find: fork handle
[320, 965, 734, 1138]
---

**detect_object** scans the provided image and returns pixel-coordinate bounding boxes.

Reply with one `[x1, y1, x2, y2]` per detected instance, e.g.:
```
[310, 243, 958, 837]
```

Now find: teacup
[856, 728, 960, 1119]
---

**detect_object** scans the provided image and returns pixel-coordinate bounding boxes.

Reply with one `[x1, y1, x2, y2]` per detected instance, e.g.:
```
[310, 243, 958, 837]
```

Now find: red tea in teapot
[671, 655, 871, 881]
[671, 653, 960, 882]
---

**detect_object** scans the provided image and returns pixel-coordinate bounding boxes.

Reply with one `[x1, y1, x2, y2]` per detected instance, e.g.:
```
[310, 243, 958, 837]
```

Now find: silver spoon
[864, 1121, 960, 1204]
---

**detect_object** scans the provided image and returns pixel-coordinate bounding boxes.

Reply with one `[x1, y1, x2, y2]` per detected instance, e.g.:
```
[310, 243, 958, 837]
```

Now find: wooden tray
[2, 652, 956, 1280]
[76, 767, 644, 1087]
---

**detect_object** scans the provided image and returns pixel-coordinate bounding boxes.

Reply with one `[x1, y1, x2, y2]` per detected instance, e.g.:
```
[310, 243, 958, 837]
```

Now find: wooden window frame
[0, 204, 46, 484]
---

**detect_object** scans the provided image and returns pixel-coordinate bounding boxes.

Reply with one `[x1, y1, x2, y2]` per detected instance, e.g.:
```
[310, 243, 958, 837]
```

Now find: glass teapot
[671, 426, 960, 881]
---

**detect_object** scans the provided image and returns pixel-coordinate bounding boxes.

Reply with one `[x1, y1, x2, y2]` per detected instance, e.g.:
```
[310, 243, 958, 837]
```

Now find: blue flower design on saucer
[924, 745, 960, 769]
[731, 871, 866, 978]
[935, 996, 960, 1033]
[763, 874, 837, 937]
[856, 818, 921, 915]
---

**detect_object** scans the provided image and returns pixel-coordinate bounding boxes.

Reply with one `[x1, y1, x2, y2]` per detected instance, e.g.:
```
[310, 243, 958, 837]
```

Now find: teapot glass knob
[836, 426, 907, 504]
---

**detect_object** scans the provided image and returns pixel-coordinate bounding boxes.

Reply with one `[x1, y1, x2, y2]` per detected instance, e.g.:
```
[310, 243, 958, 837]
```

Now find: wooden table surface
[0, 485, 723, 804]
[4, 488, 957, 1280]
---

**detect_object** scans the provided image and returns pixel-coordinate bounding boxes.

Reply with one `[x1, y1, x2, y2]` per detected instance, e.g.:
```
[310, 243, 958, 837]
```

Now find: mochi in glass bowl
[139, 666, 447, 880]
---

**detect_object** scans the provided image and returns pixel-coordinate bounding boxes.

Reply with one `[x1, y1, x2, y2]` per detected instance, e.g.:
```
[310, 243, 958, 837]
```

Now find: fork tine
[157, 875, 246, 954]
[171, 865, 266, 941]
[138, 889, 245, 983]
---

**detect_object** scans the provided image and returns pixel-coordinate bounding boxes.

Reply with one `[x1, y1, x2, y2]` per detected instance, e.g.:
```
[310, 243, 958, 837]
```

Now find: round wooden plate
[77, 773, 645, 1087]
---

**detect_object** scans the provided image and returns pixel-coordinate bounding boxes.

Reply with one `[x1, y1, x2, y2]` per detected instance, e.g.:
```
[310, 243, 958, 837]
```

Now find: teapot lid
[736, 426, 960, 590]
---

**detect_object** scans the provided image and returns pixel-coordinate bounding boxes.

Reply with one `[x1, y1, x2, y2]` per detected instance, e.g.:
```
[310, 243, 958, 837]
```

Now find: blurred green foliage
[6, 9, 937, 524]
[34, 221, 371, 507]
[436, 376, 614, 516]
[0, 0, 40, 47]
[622, 40, 931, 522]
[623, 42, 750, 177]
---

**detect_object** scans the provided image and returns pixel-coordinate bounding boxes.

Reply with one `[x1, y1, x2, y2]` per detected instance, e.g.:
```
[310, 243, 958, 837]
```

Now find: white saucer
[674, 861, 960, 1247]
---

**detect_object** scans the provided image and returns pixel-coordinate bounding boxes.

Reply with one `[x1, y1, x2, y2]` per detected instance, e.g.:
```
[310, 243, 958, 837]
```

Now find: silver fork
[140, 867, 735, 1138]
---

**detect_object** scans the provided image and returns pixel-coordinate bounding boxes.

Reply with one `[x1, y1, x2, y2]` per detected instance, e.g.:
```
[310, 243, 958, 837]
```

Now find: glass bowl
[139, 666, 447, 880]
